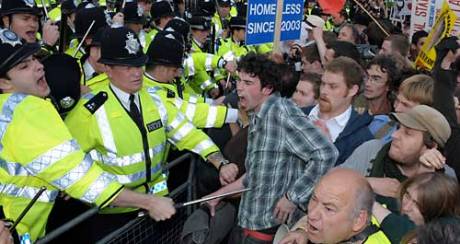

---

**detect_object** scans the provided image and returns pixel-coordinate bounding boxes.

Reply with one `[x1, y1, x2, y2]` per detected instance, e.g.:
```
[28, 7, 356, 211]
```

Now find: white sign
[410, 0, 460, 39]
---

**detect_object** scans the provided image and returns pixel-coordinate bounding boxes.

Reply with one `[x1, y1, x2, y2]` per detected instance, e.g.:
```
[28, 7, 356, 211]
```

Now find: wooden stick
[72, 20, 96, 57]
[41, 0, 49, 20]
[273, 0, 284, 52]
[351, 0, 390, 37]
[225, 73, 231, 90]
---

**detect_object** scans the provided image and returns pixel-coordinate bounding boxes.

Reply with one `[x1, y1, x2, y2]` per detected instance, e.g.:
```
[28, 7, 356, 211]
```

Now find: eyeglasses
[366, 75, 387, 85]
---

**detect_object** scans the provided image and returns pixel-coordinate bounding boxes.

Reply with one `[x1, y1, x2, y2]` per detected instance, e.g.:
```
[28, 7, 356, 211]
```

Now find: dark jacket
[432, 67, 460, 179]
[302, 106, 374, 165]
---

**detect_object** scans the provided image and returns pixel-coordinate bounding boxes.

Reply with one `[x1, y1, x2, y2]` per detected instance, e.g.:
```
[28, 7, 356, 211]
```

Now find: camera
[356, 44, 378, 61]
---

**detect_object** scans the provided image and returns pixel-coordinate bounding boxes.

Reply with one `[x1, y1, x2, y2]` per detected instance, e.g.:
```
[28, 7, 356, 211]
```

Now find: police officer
[189, 14, 212, 54]
[216, 16, 253, 60]
[144, 30, 238, 129]
[123, 0, 145, 35]
[211, 0, 235, 40]
[143, 0, 175, 51]
[1, 0, 59, 51]
[0, 28, 176, 242]
[69, 4, 109, 59]
[81, 27, 106, 85]
[64, 26, 238, 241]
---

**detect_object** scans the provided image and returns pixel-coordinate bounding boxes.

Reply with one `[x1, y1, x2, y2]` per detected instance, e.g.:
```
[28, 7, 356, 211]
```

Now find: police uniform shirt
[83, 59, 97, 81]
[109, 83, 140, 112]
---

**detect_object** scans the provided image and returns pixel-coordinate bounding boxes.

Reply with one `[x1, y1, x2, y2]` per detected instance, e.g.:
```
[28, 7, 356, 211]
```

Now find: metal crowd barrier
[37, 153, 198, 244]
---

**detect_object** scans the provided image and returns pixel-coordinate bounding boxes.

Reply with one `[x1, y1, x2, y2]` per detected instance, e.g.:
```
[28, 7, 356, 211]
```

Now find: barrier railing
[37, 153, 197, 244]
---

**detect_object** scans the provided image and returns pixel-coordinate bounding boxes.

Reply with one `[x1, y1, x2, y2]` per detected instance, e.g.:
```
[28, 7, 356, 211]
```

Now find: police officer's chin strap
[340, 224, 380, 244]
[174, 76, 183, 99]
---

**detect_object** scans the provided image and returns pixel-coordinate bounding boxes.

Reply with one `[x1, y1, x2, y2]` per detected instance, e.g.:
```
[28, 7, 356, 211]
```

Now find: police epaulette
[84, 92, 108, 114]
[166, 89, 175, 98]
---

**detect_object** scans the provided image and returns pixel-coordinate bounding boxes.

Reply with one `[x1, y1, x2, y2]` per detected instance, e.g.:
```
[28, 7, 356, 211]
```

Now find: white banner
[389, 0, 412, 22]
[410, 0, 460, 40]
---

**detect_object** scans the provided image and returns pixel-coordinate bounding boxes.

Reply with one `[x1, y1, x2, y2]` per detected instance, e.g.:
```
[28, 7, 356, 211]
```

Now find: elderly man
[280, 168, 390, 244]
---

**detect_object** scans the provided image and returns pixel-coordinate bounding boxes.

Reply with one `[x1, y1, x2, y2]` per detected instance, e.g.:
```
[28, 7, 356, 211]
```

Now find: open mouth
[25, 31, 36, 40]
[37, 75, 48, 89]
[308, 223, 320, 234]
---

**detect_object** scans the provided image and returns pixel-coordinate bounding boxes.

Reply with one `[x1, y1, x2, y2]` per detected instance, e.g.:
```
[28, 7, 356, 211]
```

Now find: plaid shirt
[238, 93, 338, 230]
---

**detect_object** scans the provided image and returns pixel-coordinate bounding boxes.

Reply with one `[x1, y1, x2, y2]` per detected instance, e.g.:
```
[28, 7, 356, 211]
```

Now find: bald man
[280, 168, 390, 244]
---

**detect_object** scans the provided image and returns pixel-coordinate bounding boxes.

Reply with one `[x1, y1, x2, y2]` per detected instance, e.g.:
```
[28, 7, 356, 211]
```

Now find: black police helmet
[197, 0, 215, 17]
[123, 0, 145, 24]
[99, 26, 147, 67]
[150, 1, 174, 20]
[164, 17, 190, 42]
[1, 0, 42, 17]
[189, 15, 211, 30]
[146, 31, 184, 68]
[74, 5, 108, 39]
[42, 54, 81, 114]
[229, 16, 246, 29]
[0, 28, 40, 76]
[217, 0, 231, 7]
[88, 26, 106, 47]
[61, 0, 79, 15]
[235, 1, 247, 17]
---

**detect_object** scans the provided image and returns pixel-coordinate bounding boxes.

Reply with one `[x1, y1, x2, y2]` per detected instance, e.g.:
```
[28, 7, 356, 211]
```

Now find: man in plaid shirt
[206, 53, 338, 244]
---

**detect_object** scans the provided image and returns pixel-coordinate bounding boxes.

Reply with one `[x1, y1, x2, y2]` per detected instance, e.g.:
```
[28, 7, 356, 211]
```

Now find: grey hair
[350, 181, 375, 224]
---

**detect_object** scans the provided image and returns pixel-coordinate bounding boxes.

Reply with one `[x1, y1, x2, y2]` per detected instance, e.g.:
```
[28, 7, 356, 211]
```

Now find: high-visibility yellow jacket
[143, 74, 236, 129]
[143, 28, 159, 53]
[35, 0, 56, 7]
[214, 37, 256, 81]
[65, 38, 85, 60]
[65, 84, 220, 214]
[48, 4, 61, 22]
[364, 230, 391, 244]
[0, 94, 123, 241]
[183, 52, 223, 94]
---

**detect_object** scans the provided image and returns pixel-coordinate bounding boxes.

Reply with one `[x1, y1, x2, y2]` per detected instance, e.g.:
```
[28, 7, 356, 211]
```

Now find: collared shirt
[83, 60, 97, 81]
[110, 83, 140, 112]
[308, 105, 352, 142]
[238, 93, 338, 230]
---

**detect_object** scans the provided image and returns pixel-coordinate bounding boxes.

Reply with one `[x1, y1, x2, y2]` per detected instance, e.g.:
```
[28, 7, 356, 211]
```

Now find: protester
[279, 168, 390, 244]
[205, 53, 338, 244]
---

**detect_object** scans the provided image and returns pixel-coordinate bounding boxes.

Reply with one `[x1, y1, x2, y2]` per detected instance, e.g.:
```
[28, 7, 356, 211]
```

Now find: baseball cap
[391, 105, 451, 147]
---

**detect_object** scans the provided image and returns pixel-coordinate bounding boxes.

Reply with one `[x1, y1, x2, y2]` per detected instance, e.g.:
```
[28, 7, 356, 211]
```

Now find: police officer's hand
[279, 229, 308, 244]
[274, 195, 296, 224]
[0, 221, 13, 244]
[42, 20, 59, 46]
[148, 196, 176, 221]
[219, 163, 238, 186]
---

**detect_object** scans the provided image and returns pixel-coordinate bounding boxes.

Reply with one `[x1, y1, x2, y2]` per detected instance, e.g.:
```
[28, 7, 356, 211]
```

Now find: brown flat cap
[391, 105, 451, 147]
